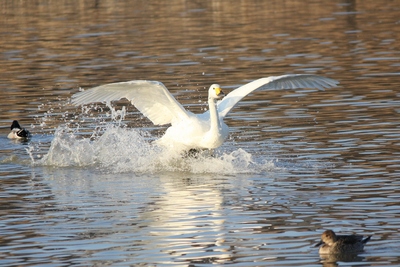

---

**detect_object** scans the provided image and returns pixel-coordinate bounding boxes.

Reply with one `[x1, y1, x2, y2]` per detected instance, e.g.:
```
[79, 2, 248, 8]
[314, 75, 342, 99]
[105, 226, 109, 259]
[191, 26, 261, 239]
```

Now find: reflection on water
[1, 0, 400, 266]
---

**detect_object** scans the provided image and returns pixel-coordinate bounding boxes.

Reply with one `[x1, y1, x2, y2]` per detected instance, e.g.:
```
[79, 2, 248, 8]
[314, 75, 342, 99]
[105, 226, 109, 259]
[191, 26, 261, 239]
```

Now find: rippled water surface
[1, 0, 400, 266]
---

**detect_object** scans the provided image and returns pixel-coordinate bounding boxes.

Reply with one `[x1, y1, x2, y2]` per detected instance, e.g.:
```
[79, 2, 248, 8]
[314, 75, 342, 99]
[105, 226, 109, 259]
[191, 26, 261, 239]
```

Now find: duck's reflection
[320, 253, 367, 266]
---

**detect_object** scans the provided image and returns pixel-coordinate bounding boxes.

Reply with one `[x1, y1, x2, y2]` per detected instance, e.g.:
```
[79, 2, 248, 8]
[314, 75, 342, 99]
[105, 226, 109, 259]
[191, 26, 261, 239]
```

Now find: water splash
[27, 101, 280, 174]
[32, 124, 277, 174]
[26, 101, 334, 174]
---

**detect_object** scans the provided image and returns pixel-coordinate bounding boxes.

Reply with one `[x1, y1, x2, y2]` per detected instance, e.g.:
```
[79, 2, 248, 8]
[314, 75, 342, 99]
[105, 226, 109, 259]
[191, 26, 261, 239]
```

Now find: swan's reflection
[137, 173, 233, 264]
[41, 168, 236, 264]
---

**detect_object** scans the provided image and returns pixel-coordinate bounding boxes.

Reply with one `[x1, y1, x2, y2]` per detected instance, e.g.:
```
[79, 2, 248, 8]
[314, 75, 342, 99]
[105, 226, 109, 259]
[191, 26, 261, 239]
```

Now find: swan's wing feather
[71, 80, 190, 125]
[217, 74, 339, 118]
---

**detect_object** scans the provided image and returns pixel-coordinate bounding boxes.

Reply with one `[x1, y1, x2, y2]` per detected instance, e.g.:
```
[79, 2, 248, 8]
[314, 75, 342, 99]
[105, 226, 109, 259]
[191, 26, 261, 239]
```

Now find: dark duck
[8, 120, 31, 139]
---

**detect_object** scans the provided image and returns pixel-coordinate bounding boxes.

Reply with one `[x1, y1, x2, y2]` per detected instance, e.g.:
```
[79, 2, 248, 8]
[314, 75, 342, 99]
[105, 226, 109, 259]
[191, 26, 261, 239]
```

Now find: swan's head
[208, 84, 224, 100]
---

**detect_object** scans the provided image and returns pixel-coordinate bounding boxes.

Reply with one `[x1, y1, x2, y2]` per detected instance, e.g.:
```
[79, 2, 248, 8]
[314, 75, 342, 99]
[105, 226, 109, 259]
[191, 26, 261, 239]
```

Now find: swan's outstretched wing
[71, 80, 191, 125]
[217, 74, 339, 118]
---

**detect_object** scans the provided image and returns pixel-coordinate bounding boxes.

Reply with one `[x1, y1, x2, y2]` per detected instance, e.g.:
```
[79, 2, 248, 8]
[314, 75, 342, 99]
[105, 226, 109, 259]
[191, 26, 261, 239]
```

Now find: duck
[315, 229, 372, 254]
[71, 74, 339, 153]
[7, 120, 31, 139]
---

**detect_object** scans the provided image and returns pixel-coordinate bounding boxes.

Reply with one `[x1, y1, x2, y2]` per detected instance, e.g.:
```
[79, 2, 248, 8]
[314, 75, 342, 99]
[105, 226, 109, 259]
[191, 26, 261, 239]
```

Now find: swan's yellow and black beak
[215, 87, 225, 98]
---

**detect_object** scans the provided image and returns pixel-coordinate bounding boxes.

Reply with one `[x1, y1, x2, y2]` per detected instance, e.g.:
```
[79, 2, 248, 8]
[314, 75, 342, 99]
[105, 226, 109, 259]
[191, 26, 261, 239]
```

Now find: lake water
[1, 0, 400, 266]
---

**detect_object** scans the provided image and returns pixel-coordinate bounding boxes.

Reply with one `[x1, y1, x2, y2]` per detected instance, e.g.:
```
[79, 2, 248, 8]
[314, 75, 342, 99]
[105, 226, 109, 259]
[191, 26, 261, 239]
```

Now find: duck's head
[11, 120, 22, 130]
[321, 230, 337, 245]
[315, 230, 337, 247]
[208, 84, 225, 100]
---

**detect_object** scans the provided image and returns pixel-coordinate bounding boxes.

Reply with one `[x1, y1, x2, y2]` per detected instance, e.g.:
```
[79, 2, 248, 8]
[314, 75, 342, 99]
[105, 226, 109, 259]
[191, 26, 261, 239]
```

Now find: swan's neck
[208, 97, 221, 134]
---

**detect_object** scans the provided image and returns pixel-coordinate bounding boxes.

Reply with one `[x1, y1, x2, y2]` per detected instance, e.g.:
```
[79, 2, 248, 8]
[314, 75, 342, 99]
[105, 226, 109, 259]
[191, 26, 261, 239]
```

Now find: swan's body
[315, 230, 372, 254]
[72, 74, 339, 152]
[7, 120, 31, 139]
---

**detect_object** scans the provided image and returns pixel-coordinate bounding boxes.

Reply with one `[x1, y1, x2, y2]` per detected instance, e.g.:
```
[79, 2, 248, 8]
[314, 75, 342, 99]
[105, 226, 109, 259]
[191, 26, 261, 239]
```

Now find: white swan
[71, 74, 338, 152]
